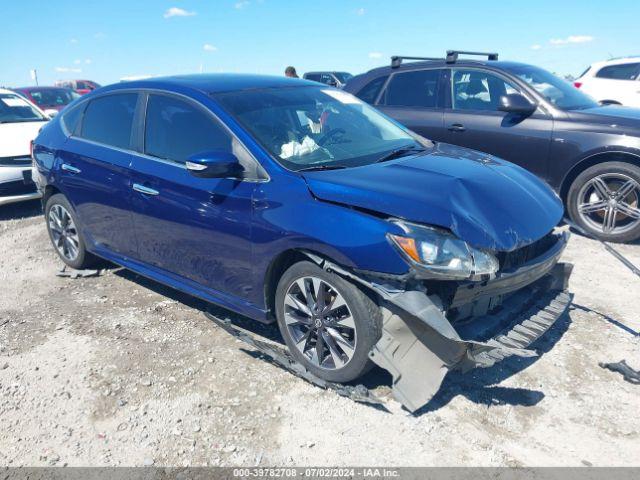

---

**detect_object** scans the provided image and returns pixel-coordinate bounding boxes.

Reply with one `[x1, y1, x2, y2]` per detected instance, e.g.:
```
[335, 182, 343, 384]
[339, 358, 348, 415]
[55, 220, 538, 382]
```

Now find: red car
[13, 86, 80, 115]
[53, 79, 101, 95]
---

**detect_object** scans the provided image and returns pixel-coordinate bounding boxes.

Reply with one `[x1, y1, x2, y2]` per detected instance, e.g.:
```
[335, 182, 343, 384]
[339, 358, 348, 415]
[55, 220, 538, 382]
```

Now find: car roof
[0, 87, 21, 95]
[115, 73, 319, 94]
[589, 57, 640, 68]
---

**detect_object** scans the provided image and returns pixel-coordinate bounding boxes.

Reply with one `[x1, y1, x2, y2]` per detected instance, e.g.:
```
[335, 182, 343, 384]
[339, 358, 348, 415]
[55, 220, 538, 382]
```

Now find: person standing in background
[285, 66, 299, 78]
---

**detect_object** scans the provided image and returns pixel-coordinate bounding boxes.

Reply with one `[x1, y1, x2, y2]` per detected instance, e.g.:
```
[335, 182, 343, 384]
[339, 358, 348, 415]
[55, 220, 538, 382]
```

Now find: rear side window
[596, 63, 640, 80]
[355, 75, 388, 104]
[61, 103, 84, 135]
[381, 69, 440, 107]
[80, 93, 137, 149]
[144, 94, 232, 163]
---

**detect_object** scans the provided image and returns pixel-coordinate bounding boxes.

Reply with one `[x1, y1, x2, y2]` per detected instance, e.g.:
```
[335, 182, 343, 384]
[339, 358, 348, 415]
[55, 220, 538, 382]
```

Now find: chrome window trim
[64, 87, 270, 183]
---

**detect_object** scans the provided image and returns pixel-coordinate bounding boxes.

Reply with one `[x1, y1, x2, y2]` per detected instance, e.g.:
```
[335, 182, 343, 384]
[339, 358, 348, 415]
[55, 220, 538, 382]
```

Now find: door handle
[448, 123, 466, 132]
[61, 163, 81, 174]
[132, 183, 159, 196]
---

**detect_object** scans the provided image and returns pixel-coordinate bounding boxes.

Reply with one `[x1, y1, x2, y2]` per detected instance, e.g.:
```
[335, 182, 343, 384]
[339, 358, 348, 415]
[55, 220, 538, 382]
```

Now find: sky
[1, 0, 639, 87]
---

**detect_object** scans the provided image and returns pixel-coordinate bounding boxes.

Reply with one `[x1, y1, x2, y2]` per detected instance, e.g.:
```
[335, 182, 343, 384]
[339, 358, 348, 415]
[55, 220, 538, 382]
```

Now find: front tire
[275, 261, 382, 383]
[567, 162, 640, 243]
[45, 193, 96, 269]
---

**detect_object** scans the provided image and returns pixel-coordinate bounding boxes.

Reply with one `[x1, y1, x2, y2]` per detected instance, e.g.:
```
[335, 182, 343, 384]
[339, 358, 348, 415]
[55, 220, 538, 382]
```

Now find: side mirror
[498, 93, 536, 115]
[185, 151, 243, 178]
[327, 79, 338, 87]
[44, 109, 59, 118]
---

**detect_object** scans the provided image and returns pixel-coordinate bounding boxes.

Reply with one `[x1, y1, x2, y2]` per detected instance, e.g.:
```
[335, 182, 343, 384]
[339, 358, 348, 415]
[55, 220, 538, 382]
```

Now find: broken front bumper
[314, 231, 573, 413]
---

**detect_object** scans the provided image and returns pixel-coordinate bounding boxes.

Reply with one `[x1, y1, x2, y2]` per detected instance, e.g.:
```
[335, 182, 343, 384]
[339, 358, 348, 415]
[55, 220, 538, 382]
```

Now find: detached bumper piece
[366, 264, 573, 413]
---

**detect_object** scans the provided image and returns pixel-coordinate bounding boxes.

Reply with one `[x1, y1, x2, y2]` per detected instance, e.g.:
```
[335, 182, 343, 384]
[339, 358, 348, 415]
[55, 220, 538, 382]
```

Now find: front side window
[381, 69, 440, 108]
[0, 93, 47, 123]
[216, 86, 428, 171]
[596, 63, 640, 81]
[503, 64, 598, 110]
[80, 93, 137, 149]
[144, 94, 231, 163]
[451, 69, 519, 111]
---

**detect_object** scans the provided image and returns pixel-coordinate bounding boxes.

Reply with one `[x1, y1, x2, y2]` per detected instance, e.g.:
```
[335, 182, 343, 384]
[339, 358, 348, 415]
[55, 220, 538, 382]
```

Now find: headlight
[388, 220, 499, 280]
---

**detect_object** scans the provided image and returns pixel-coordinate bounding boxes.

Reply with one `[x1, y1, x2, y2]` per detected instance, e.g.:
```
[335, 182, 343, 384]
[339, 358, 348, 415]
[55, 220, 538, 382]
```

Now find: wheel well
[263, 249, 310, 321]
[560, 152, 640, 201]
[42, 185, 61, 206]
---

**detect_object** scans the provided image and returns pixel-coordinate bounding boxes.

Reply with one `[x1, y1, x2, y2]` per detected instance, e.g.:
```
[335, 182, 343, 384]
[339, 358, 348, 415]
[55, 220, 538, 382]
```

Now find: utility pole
[30, 69, 38, 86]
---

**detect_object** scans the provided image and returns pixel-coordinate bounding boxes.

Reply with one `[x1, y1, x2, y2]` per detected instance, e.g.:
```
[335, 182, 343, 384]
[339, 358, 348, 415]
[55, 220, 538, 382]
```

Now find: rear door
[58, 92, 139, 257]
[129, 92, 258, 300]
[375, 68, 448, 142]
[443, 68, 553, 179]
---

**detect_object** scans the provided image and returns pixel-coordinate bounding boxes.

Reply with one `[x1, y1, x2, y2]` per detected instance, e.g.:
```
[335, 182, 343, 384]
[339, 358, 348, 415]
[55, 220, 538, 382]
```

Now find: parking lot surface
[0, 200, 638, 467]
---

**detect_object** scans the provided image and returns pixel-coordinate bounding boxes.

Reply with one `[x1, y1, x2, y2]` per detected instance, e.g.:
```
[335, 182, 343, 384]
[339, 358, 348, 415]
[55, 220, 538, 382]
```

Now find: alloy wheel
[283, 276, 357, 370]
[48, 204, 80, 261]
[577, 173, 640, 235]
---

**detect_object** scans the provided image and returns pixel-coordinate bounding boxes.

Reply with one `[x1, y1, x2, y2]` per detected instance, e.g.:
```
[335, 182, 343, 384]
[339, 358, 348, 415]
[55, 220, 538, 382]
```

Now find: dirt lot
[0, 200, 638, 467]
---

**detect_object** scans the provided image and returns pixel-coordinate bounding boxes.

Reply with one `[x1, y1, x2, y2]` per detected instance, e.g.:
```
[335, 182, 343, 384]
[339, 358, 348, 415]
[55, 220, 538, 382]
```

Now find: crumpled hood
[302, 143, 563, 252]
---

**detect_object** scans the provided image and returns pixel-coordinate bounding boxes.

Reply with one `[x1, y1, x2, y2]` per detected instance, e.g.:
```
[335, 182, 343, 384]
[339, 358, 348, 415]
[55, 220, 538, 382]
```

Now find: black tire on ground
[45, 193, 97, 269]
[274, 260, 382, 383]
[567, 161, 640, 243]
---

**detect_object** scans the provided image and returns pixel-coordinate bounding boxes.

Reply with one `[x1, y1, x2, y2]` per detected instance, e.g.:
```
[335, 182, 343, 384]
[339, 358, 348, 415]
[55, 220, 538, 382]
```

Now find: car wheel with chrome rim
[45, 193, 96, 269]
[275, 261, 382, 383]
[568, 162, 640, 243]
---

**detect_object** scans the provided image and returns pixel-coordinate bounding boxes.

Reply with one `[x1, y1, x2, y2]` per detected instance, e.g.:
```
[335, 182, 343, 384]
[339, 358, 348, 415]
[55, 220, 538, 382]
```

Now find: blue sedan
[32, 74, 572, 411]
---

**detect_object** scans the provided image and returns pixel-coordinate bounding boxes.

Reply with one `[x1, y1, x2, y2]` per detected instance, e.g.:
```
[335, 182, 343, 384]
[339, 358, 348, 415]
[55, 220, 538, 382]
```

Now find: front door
[443, 68, 553, 180]
[129, 93, 257, 301]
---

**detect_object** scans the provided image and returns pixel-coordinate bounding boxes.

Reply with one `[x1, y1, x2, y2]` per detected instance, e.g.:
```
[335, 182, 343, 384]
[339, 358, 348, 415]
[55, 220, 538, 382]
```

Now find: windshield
[0, 93, 47, 123]
[334, 72, 353, 83]
[504, 64, 598, 110]
[28, 88, 80, 108]
[216, 86, 427, 171]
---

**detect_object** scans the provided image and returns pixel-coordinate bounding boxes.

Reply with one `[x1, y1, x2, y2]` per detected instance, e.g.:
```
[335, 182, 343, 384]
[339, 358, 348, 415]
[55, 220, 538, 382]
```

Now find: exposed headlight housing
[388, 220, 499, 281]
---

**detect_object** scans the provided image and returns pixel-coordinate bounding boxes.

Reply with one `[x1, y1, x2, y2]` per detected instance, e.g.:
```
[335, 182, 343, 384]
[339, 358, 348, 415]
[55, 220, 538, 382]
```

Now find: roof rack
[390, 56, 444, 68]
[446, 50, 499, 63]
[390, 51, 499, 68]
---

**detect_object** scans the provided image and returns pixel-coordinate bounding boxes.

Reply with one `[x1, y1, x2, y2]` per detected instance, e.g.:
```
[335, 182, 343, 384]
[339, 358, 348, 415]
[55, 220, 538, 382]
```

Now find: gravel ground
[0, 200, 639, 467]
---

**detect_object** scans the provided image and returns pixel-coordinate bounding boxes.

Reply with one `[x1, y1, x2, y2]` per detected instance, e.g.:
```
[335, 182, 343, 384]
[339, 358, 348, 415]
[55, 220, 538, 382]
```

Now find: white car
[0, 88, 49, 206]
[575, 57, 640, 107]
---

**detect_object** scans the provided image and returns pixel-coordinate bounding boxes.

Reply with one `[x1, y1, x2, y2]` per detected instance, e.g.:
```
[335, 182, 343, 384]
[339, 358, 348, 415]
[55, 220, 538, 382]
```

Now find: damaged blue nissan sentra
[32, 74, 572, 411]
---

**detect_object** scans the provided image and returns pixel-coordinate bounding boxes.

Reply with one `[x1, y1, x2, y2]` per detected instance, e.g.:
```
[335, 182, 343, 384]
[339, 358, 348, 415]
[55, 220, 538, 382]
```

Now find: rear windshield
[0, 93, 47, 123]
[28, 88, 80, 108]
[334, 72, 353, 83]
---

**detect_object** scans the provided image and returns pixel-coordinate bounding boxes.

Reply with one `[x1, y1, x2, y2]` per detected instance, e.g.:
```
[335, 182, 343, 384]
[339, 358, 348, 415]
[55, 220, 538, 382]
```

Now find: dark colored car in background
[344, 51, 640, 243]
[32, 74, 571, 411]
[54, 79, 101, 95]
[303, 71, 353, 88]
[13, 86, 80, 115]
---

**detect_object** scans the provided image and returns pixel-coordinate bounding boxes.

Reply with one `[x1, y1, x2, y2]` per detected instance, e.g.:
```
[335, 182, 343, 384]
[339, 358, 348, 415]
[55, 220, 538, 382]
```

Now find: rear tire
[567, 162, 640, 243]
[275, 261, 382, 383]
[45, 193, 97, 269]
